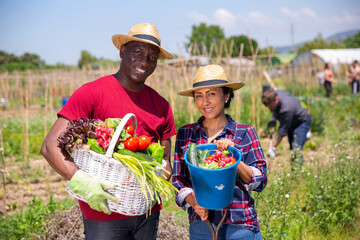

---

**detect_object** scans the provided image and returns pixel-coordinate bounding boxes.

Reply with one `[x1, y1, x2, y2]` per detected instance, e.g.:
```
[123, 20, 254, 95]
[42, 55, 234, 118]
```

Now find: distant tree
[21, 52, 41, 66]
[187, 23, 225, 56]
[342, 31, 360, 48]
[78, 50, 97, 69]
[297, 33, 344, 53]
[258, 46, 278, 56]
[0, 51, 18, 64]
[226, 35, 258, 57]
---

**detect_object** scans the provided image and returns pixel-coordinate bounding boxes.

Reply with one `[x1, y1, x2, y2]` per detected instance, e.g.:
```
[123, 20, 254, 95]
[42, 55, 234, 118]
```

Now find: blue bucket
[62, 96, 70, 107]
[184, 143, 242, 210]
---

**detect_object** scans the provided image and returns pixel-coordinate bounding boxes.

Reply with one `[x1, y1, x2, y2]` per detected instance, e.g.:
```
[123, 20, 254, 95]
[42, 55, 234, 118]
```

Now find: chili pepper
[222, 150, 230, 156]
[90, 144, 105, 154]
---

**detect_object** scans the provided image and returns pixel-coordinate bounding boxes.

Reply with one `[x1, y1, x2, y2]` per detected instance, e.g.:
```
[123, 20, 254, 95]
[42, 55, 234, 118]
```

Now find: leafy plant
[0, 197, 74, 239]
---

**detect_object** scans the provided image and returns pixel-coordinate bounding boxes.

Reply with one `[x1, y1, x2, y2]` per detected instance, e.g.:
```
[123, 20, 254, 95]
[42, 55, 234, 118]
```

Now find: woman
[172, 65, 267, 240]
[324, 62, 335, 98]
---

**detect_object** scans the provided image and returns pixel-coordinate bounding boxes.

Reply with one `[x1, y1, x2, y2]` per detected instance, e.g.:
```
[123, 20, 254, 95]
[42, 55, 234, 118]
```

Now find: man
[41, 23, 176, 240]
[346, 60, 360, 94]
[261, 89, 311, 165]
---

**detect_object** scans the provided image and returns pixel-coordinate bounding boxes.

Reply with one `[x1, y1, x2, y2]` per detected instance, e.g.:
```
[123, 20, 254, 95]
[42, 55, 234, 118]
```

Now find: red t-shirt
[58, 75, 177, 221]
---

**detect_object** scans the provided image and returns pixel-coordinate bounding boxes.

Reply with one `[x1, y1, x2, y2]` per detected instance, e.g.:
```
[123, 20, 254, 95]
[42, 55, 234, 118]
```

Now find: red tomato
[124, 137, 139, 152]
[126, 125, 135, 136]
[138, 135, 150, 150]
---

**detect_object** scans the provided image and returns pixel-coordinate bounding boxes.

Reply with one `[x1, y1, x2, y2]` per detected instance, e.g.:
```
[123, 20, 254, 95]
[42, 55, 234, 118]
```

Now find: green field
[0, 67, 359, 239]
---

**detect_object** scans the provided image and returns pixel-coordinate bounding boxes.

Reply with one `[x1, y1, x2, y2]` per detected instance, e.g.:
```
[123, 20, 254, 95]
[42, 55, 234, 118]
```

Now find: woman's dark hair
[222, 87, 234, 109]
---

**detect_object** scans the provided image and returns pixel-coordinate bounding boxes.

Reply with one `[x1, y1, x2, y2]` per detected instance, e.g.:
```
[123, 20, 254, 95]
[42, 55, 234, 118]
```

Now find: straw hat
[178, 65, 245, 96]
[112, 23, 173, 59]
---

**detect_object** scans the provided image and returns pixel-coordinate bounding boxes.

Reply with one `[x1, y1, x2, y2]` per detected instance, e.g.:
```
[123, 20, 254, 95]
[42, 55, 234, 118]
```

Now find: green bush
[0, 197, 74, 239]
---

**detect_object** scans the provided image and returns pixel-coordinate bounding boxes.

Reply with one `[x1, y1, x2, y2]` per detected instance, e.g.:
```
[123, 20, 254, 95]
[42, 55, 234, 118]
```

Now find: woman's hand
[194, 204, 209, 221]
[214, 139, 234, 151]
[185, 192, 209, 221]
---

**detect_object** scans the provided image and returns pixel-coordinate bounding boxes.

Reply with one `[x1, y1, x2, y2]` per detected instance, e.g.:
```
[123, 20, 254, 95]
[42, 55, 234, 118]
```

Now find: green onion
[112, 153, 178, 210]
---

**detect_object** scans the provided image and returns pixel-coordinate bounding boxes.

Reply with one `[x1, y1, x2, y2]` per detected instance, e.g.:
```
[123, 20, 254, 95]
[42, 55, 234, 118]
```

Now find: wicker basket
[66, 113, 152, 216]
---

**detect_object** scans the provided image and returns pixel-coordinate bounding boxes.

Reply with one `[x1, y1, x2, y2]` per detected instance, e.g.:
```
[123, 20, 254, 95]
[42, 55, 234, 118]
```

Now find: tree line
[1, 24, 359, 72]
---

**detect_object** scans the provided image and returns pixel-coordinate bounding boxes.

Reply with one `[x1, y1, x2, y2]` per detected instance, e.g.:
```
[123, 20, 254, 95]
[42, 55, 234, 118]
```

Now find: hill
[276, 29, 360, 53]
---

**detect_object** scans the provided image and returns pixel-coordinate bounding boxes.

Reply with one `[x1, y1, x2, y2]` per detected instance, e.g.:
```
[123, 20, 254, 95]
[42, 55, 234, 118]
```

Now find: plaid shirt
[172, 115, 267, 232]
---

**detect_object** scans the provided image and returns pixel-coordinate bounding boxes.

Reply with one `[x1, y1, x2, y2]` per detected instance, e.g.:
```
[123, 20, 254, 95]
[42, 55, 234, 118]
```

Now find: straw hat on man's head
[112, 23, 173, 59]
[178, 64, 245, 97]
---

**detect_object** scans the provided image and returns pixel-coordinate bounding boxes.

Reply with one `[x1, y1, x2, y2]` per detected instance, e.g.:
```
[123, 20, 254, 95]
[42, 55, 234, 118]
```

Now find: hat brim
[177, 82, 245, 97]
[112, 34, 173, 59]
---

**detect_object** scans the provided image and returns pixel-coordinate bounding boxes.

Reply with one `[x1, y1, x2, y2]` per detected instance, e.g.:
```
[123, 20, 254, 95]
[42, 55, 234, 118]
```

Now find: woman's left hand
[214, 139, 234, 151]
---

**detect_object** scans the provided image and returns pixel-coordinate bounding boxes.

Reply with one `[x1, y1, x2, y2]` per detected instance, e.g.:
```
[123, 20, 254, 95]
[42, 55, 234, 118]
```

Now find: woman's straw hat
[178, 65, 245, 96]
[112, 23, 173, 59]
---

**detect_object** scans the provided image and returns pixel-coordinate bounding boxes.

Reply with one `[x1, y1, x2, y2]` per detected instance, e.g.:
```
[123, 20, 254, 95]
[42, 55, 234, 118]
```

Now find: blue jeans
[82, 211, 160, 240]
[190, 220, 262, 240]
[288, 114, 312, 164]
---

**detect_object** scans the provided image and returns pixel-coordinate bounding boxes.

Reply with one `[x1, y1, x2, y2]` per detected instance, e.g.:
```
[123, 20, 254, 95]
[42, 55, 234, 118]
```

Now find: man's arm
[40, 116, 78, 180]
[272, 133, 283, 148]
[160, 138, 172, 181]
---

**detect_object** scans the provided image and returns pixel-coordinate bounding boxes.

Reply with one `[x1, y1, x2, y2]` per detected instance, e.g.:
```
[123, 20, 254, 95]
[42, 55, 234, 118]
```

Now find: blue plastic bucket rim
[184, 143, 242, 172]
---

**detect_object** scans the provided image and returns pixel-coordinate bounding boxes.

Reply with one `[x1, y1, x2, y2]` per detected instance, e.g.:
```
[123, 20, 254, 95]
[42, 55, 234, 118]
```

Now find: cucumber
[188, 143, 198, 166]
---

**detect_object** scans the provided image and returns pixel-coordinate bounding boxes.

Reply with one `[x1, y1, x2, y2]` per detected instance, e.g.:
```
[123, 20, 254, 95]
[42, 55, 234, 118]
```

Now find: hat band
[193, 79, 228, 88]
[132, 34, 161, 46]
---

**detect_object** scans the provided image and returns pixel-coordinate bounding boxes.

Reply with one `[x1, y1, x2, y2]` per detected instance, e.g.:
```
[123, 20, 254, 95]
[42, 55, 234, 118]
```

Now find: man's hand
[267, 146, 276, 158]
[267, 118, 277, 129]
[68, 170, 120, 214]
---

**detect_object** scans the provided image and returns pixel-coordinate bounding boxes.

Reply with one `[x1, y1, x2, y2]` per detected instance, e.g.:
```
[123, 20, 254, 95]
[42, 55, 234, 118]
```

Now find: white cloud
[300, 8, 316, 18]
[246, 11, 283, 27]
[281, 7, 299, 19]
[213, 8, 236, 29]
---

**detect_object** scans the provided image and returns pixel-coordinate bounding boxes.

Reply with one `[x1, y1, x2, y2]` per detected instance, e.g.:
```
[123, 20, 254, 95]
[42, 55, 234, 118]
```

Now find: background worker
[323, 62, 336, 98]
[41, 23, 176, 240]
[261, 89, 311, 166]
[346, 60, 360, 94]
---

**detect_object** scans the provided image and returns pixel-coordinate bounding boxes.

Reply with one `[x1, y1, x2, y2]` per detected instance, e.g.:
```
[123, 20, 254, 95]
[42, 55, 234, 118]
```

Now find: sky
[1, 0, 359, 65]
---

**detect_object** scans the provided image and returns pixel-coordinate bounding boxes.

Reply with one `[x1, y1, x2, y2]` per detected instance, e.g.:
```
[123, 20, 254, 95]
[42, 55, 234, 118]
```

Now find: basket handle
[105, 113, 137, 158]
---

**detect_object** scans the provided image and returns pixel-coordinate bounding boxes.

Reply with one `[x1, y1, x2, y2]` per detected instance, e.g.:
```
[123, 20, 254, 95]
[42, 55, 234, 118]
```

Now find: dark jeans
[288, 114, 312, 164]
[324, 81, 332, 97]
[83, 211, 160, 240]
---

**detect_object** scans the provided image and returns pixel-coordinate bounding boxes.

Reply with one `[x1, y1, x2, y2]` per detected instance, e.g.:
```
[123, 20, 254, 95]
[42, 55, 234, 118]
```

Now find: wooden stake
[0, 118, 6, 216]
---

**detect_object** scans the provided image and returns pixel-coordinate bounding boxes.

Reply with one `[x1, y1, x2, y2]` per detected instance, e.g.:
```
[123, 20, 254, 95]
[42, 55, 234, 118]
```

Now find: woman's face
[194, 87, 229, 120]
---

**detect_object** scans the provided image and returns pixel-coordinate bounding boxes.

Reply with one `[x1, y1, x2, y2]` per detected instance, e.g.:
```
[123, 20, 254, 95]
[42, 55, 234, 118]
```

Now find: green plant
[0, 196, 75, 239]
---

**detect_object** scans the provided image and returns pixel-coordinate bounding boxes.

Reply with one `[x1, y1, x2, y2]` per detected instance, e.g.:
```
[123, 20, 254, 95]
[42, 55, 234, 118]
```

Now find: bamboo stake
[235, 43, 244, 123]
[44, 77, 49, 138]
[0, 117, 6, 216]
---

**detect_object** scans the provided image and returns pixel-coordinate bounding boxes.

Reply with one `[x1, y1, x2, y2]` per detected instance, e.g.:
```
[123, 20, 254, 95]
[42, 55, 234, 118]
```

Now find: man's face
[120, 41, 160, 85]
[266, 96, 278, 110]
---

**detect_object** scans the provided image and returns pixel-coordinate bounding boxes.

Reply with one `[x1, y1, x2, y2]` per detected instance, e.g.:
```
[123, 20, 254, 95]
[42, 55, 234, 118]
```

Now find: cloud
[213, 8, 236, 29]
[281, 7, 317, 20]
[281, 7, 299, 19]
[300, 8, 317, 18]
[331, 9, 360, 24]
[246, 11, 283, 27]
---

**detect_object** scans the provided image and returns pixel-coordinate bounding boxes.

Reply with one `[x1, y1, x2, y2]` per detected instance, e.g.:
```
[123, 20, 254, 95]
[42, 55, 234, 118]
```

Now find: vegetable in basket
[148, 141, 165, 164]
[58, 117, 178, 211]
